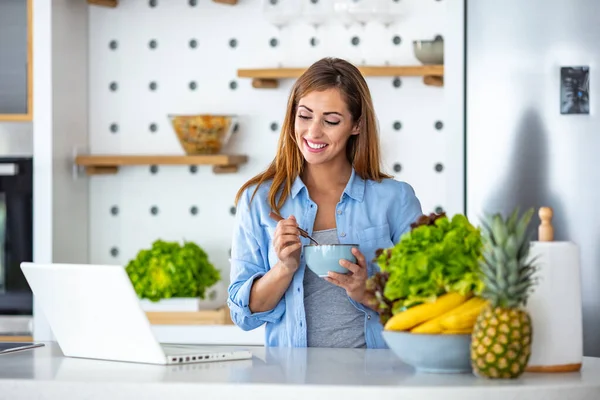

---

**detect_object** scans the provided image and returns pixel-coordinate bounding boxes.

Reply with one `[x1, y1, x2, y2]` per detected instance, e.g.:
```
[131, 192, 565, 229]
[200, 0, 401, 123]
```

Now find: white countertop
[0, 342, 599, 400]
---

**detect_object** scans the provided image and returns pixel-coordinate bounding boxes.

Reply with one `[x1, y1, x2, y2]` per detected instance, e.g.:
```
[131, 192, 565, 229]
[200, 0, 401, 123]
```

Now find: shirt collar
[290, 167, 365, 202]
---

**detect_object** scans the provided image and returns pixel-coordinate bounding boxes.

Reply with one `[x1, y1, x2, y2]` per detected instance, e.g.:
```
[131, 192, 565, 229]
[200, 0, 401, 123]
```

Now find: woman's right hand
[273, 215, 302, 272]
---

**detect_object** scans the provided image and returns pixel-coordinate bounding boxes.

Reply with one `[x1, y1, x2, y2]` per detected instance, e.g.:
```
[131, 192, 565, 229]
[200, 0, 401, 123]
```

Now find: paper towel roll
[525, 241, 583, 372]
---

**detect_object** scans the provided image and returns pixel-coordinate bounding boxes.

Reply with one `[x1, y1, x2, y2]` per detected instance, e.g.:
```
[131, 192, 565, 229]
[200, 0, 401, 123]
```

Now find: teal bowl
[303, 244, 358, 277]
[382, 330, 472, 374]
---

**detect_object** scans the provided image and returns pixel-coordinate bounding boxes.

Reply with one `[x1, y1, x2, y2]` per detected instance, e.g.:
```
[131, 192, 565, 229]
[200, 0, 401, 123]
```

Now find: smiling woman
[227, 57, 423, 349]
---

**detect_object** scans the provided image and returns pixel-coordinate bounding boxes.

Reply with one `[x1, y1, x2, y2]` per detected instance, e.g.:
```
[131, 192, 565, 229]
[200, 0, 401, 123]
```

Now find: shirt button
[367, 315, 371, 320]
[337, 210, 342, 215]
[340, 232, 346, 237]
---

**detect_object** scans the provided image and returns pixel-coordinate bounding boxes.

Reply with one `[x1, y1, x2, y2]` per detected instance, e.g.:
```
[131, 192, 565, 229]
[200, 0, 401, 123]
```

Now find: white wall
[32, 0, 89, 341]
[87, 0, 460, 306]
[31, 0, 466, 344]
[0, 123, 33, 156]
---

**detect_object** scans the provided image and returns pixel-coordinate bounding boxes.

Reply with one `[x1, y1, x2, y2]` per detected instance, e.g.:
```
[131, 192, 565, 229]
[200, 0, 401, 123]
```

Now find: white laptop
[20, 262, 253, 365]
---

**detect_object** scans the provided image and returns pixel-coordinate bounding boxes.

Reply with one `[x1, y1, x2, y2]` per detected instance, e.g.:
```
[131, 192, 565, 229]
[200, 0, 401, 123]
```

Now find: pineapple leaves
[477, 207, 539, 308]
[492, 214, 509, 247]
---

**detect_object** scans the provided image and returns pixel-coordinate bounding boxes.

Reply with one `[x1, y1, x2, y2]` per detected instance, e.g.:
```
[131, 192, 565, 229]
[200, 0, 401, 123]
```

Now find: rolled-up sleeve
[391, 182, 423, 244]
[227, 188, 286, 331]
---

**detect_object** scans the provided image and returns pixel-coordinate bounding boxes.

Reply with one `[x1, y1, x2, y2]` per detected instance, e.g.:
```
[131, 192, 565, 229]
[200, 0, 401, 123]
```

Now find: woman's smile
[304, 138, 328, 153]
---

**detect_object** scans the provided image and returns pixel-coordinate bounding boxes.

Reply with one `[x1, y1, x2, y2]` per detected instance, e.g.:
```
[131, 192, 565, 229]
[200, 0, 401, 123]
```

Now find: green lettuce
[125, 239, 221, 302]
[369, 214, 484, 322]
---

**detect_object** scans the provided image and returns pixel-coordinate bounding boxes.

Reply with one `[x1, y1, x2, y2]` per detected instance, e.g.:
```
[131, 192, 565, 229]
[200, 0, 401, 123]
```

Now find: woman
[227, 57, 422, 348]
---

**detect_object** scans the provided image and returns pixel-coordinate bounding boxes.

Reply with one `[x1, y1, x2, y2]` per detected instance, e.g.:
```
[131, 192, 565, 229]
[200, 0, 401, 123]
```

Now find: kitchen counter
[0, 342, 598, 400]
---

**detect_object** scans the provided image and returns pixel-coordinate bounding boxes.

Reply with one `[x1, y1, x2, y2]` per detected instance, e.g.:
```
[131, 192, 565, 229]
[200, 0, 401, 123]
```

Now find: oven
[0, 157, 33, 315]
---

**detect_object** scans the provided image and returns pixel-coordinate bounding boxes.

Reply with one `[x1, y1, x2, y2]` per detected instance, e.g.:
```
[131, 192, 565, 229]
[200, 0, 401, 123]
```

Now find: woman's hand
[273, 215, 302, 273]
[325, 247, 369, 305]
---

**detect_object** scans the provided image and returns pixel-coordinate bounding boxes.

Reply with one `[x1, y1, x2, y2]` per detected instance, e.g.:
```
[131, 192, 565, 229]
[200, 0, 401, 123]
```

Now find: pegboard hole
[110, 123, 118, 133]
[149, 39, 158, 49]
[393, 121, 402, 131]
[189, 39, 198, 49]
[109, 40, 118, 50]
[229, 38, 237, 48]
[110, 206, 119, 216]
[109, 82, 118, 91]
[149, 0, 157, 7]
[230, 206, 236, 216]
[189, 81, 197, 90]
[392, 35, 401, 45]
[434, 163, 444, 172]
[310, 37, 319, 47]
[150, 206, 159, 215]
[229, 81, 238, 90]
[189, 0, 197, 6]
[435, 206, 444, 214]
[110, 247, 119, 257]
[351, 36, 360, 46]
[190, 206, 199, 215]
[189, 165, 198, 174]
[393, 163, 402, 173]
[150, 165, 158, 174]
[269, 38, 278, 47]
[149, 123, 158, 133]
[149, 81, 158, 91]
[270, 122, 279, 132]
[392, 78, 401, 88]
[435, 121, 443, 130]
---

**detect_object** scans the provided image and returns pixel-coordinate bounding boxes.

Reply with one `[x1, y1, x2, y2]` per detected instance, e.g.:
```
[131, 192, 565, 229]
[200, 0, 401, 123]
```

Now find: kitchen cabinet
[0, 0, 32, 121]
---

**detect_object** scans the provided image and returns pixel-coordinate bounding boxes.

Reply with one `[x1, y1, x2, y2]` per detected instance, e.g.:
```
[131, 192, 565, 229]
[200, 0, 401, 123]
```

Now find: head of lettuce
[365, 213, 484, 325]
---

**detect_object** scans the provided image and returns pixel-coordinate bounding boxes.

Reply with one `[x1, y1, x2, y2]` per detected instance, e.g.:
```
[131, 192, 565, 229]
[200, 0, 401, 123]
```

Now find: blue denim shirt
[227, 168, 423, 348]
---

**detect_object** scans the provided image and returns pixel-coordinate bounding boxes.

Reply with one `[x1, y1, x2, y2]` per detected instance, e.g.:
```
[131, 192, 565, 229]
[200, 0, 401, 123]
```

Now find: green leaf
[373, 213, 484, 312]
[125, 239, 221, 302]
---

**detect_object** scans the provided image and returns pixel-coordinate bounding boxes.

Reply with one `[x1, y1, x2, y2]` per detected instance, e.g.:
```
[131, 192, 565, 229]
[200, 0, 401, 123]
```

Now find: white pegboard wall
[88, 0, 455, 307]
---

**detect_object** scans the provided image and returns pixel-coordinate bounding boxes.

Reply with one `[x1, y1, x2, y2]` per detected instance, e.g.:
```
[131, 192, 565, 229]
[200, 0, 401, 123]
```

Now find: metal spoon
[268, 211, 320, 245]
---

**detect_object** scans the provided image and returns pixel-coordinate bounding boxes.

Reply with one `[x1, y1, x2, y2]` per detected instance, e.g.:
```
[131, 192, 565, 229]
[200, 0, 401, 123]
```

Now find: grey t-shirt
[303, 228, 366, 348]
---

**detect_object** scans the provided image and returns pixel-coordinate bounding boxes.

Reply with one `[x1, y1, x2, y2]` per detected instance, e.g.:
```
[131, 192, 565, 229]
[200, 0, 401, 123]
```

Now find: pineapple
[471, 207, 539, 379]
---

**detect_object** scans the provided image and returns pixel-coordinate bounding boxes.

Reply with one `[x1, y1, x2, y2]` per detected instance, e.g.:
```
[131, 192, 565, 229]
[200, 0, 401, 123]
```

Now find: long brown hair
[235, 57, 391, 213]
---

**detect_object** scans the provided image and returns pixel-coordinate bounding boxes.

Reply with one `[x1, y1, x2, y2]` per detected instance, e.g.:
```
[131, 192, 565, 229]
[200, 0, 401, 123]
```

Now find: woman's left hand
[325, 247, 369, 304]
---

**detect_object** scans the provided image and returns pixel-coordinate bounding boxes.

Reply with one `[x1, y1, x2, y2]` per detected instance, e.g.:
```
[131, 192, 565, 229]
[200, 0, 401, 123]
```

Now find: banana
[384, 292, 469, 331]
[439, 300, 488, 331]
[410, 296, 487, 334]
[441, 329, 473, 335]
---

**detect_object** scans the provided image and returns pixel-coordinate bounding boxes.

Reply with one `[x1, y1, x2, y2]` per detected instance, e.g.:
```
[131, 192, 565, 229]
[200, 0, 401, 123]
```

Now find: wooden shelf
[86, 0, 235, 6]
[0, 335, 33, 342]
[87, 0, 118, 7]
[145, 307, 233, 326]
[75, 154, 249, 175]
[238, 65, 444, 88]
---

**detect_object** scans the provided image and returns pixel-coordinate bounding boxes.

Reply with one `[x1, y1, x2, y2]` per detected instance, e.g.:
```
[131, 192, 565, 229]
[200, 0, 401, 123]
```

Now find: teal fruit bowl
[303, 244, 358, 278]
[382, 330, 472, 374]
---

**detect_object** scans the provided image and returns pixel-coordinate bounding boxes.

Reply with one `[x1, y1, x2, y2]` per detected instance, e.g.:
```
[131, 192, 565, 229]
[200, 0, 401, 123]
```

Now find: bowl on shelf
[413, 38, 444, 65]
[303, 244, 358, 278]
[168, 114, 238, 155]
[382, 330, 472, 373]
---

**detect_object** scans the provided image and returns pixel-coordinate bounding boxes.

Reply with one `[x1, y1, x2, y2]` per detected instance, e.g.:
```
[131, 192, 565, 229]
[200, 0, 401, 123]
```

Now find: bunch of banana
[383, 292, 488, 334]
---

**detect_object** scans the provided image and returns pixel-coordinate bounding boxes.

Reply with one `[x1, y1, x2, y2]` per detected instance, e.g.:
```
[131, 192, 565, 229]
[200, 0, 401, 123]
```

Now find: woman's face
[294, 88, 359, 166]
